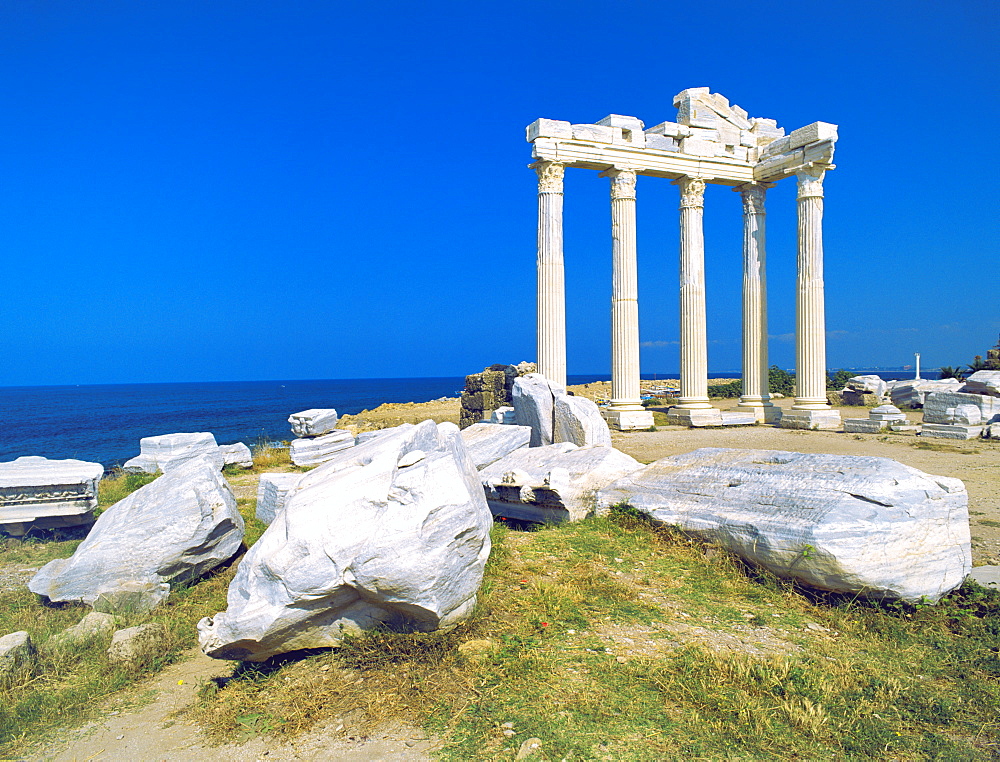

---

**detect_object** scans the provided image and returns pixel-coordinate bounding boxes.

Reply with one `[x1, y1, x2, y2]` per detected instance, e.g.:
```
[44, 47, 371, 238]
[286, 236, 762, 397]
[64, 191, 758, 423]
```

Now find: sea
[0, 370, 925, 469]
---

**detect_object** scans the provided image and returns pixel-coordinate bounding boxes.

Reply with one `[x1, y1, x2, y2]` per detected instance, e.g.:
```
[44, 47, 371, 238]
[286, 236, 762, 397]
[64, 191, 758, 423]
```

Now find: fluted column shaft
[675, 177, 712, 409]
[606, 168, 643, 411]
[534, 161, 566, 387]
[738, 184, 771, 409]
[793, 167, 831, 409]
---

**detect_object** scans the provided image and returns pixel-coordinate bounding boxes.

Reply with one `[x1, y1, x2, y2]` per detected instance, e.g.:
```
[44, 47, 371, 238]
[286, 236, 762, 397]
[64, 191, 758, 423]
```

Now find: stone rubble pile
[0, 456, 104, 536]
[198, 420, 493, 661]
[921, 379, 1000, 440]
[29, 457, 244, 614]
[460, 362, 536, 430]
[889, 378, 963, 409]
[286, 408, 357, 467]
[598, 448, 971, 603]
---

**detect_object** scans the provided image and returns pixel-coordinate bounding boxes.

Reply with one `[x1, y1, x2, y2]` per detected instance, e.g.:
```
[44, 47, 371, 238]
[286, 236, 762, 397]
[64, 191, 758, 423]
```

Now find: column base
[737, 402, 782, 423]
[602, 409, 655, 431]
[778, 410, 842, 430]
[667, 407, 724, 427]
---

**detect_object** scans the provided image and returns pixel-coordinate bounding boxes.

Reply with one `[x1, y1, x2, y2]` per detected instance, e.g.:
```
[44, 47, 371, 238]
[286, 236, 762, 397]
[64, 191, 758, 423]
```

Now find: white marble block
[843, 418, 888, 434]
[778, 410, 842, 430]
[526, 118, 573, 141]
[460, 423, 531, 470]
[218, 443, 253, 469]
[0, 456, 104, 536]
[890, 379, 963, 409]
[198, 421, 492, 662]
[29, 457, 244, 614]
[289, 430, 355, 467]
[553, 395, 612, 447]
[920, 423, 984, 440]
[123, 432, 222, 474]
[512, 373, 565, 447]
[256, 472, 303, 525]
[961, 371, 1000, 397]
[480, 444, 642, 523]
[923, 392, 1000, 425]
[288, 409, 340, 438]
[846, 375, 887, 397]
[597, 448, 971, 603]
[488, 406, 516, 425]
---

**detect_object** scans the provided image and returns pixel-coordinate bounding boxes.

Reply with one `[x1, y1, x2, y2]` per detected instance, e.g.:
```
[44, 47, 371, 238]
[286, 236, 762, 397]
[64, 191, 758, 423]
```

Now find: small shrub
[768, 365, 796, 396]
[707, 380, 742, 399]
[252, 436, 291, 469]
[98, 469, 158, 509]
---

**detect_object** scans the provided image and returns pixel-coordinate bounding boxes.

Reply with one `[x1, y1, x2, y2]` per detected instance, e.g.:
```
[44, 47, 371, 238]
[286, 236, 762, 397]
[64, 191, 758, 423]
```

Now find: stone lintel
[602, 409, 654, 431]
[531, 137, 754, 186]
[754, 140, 836, 183]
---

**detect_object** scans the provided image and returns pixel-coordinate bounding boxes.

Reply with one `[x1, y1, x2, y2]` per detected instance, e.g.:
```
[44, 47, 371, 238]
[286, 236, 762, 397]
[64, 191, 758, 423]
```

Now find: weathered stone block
[218, 442, 253, 468]
[512, 374, 565, 447]
[843, 418, 887, 434]
[256, 472, 303, 525]
[0, 631, 36, 683]
[597, 448, 970, 603]
[923, 392, 1000, 425]
[961, 371, 1000, 397]
[124, 432, 222, 474]
[526, 118, 573, 141]
[553, 395, 612, 447]
[571, 124, 614, 143]
[920, 423, 983, 440]
[460, 423, 531, 470]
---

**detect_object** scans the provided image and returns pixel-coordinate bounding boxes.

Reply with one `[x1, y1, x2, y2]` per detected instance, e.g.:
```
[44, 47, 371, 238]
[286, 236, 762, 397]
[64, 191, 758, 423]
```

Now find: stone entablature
[527, 87, 840, 430]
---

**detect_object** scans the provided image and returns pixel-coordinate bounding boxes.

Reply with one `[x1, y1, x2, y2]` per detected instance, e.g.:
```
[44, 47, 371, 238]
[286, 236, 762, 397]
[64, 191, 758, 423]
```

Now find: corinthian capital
[796, 166, 826, 199]
[739, 184, 767, 215]
[607, 168, 637, 200]
[534, 161, 565, 193]
[677, 176, 706, 209]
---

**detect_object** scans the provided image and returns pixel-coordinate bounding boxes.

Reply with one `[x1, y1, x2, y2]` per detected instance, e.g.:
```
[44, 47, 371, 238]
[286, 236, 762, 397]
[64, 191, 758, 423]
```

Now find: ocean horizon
[1, 370, 929, 468]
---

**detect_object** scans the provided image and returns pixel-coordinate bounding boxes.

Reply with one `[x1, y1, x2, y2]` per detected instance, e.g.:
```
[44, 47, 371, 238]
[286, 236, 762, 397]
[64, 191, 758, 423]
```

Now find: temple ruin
[526, 87, 841, 430]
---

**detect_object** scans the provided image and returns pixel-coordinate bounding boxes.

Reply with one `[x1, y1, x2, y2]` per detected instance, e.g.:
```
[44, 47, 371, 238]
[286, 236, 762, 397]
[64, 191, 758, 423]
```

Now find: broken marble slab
[961, 371, 1000, 397]
[846, 375, 887, 397]
[553, 395, 612, 447]
[890, 379, 963, 409]
[869, 405, 907, 422]
[218, 443, 253, 469]
[597, 448, 971, 603]
[480, 444, 642, 523]
[0, 456, 104, 536]
[29, 456, 244, 614]
[920, 423, 983, 440]
[460, 423, 531, 470]
[289, 430, 355, 467]
[123, 432, 223, 474]
[256, 472, 303, 525]
[288, 409, 340, 438]
[512, 374, 565, 447]
[198, 420, 492, 662]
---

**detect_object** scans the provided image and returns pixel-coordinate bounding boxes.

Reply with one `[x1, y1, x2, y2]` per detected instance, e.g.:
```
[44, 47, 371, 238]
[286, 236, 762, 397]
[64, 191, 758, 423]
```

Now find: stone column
[669, 176, 721, 426]
[534, 161, 566, 388]
[781, 166, 840, 430]
[601, 168, 652, 430]
[735, 184, 777, 422]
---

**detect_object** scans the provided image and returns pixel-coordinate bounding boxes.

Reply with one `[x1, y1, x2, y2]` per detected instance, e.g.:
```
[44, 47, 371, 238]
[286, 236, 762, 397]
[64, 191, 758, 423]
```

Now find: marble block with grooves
[778, 410, 842, 431]
[256, 473, 304, 525]
[843, 418, 888, 434]
[920, 423, 983, 440]
[289, 430, 355, 467]
[0, 456, 105, 536]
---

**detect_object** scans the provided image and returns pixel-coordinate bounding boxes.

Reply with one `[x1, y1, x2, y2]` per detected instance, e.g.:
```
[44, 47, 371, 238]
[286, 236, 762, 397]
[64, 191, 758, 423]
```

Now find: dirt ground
[16, 392, 1000, 760]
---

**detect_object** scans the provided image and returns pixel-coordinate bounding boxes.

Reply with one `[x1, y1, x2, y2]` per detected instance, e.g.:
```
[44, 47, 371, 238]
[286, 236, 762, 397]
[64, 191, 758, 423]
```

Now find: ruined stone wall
[459, 362, 536, 429]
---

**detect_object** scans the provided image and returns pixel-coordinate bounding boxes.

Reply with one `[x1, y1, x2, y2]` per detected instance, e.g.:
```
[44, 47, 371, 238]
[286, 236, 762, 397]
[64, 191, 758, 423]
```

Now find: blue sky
[1, 0, 997, 385]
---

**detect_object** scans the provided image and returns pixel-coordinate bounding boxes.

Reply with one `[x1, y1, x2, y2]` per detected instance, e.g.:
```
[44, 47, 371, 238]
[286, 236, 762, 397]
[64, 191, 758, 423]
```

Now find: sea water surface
[0, 371, 923, 468]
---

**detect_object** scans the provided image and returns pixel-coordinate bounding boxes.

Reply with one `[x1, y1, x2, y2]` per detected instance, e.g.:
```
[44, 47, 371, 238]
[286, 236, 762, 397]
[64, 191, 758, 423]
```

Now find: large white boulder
[123, 433, 222, 474]
[197, 420, 492, 662]
[29, 457, 244, 613]
[512, 374, 565, 447]
[961, 371, 1000, 397]
[923, 391, 1000, 425]
[288, 409, 340, 438]
[597, 448, 971, 603]
[553, 394, 613, 447]
[255, 472, 303, 525]
[0, 456, 104, 536]
[289, 430, 355, 467]
[480, 444, 643, 523]
[460, 423, 531, 470]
